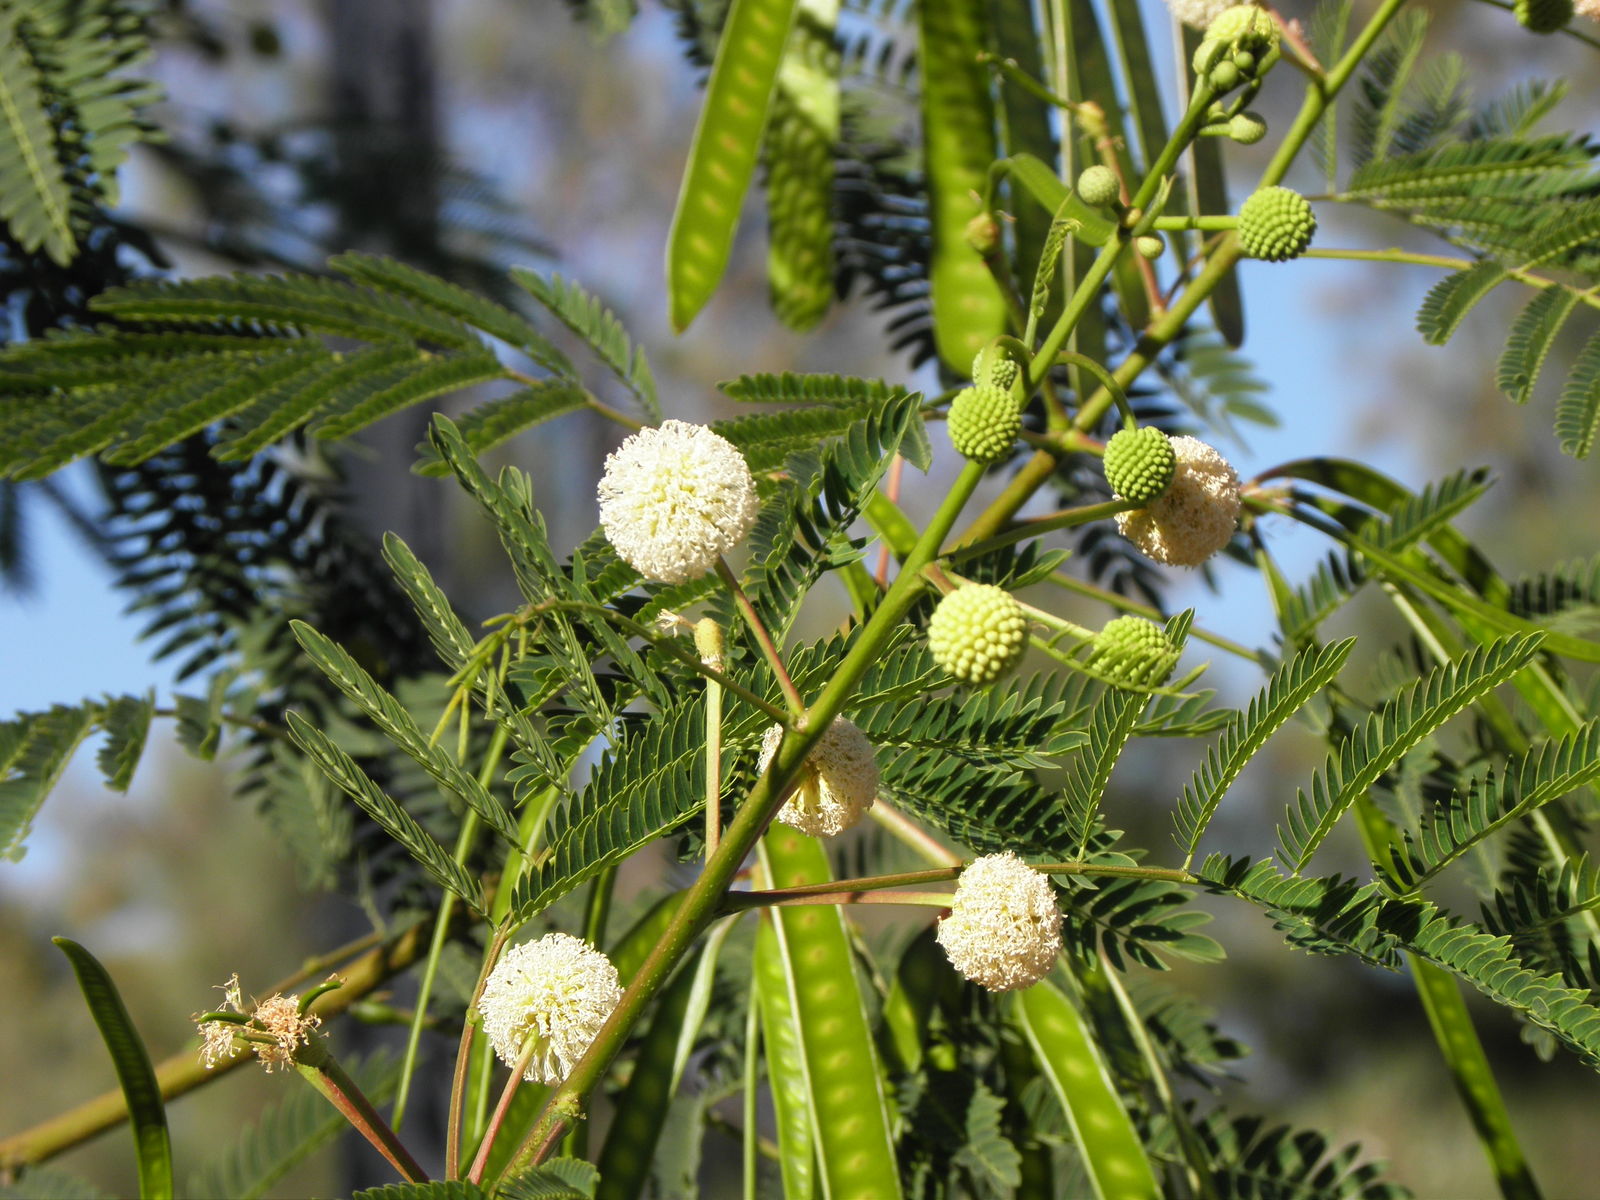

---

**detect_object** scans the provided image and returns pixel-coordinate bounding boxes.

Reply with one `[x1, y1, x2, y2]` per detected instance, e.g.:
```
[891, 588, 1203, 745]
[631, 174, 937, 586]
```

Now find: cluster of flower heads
[757, 717, 880, 837]
[1114, 435, 1240, 567]
[195, 974, 323, 1073]
[598, 420, 759, 584]
[936, 852, 1063, 992]
[478, 933, 623, 1084]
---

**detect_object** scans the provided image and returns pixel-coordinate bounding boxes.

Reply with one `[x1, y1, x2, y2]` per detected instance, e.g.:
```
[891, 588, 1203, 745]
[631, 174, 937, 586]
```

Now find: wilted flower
[757, 717, 879, 837]
[1114, 435, 1240, 567]
[597, 420, 759, 584]
[936, 852, 1062, 992]
[1163, 0, 1235, 28]
[194, 973, 322, 1073]
[477, 933, 623, 1084]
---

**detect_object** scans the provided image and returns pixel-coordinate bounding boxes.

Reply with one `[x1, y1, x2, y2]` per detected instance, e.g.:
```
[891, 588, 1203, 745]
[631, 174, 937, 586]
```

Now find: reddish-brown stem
[466, 1040, 538, 1184]
[446, 925, 509, 1180]
[716, 558, 804, 716]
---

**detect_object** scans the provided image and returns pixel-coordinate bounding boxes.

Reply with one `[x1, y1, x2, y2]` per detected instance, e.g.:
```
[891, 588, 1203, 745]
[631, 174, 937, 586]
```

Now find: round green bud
[1135, 235, 1165, 260]
[1515, 0, 1573, 31]
[1203, 4, 1279, 49]
[1103, 426, 1177, 505]
[948, 384, 1022, 464]
[1077, 165, 1120, 208]
[1086, 616, 1181, 688]
[1237, 186, 1316, 262]
[1209, 61, 1241, 92]
[1228, 111, 1268, 144]
[928, 584, 1028, 686]
[1233, 49, 1255, 72]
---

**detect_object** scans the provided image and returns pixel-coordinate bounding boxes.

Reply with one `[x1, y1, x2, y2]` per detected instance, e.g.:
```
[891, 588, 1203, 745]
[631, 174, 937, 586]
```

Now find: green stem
[742, 994, 760, 1199]
[1045, 570, 1267, 663]
[1151, 215, 1236, 232]
[506, 463, 992, 1173]
[717, 558, 804, 717]
[446, 925, 509, 1180]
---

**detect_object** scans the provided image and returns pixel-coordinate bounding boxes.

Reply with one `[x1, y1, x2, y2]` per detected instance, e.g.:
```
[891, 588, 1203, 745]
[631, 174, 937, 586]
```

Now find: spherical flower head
[1087, 615, 1181, 687]
[928, 584, 1028, 685]
[478, 933, 623, 1084]
[1515, 0, 1573, 29]
[1578, 0, 1599, 21]
[757, 717, 879, 837]
[1104, 426, 1177, 505]
[1163, 0, 1234, 29]
[1115, 435, 1240, 567]
[1135, 235, 1165, 261]
[936, 851, 1062, 991]
[1238, 187, 1316, 262]
[947, 385, 1022, 464]
[597, 420, 759, 584]
[1077, 165, 1119, 208]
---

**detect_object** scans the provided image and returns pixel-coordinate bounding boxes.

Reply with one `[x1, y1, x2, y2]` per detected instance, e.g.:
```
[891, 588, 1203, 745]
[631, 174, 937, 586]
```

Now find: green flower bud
[1237, 186, 1316, 262]
[1077, 165, 1120, 208]
[1103, 427, 1177, 504]
[965, 211, 1002, 255]
[928, 584, 1028, 685]
[1192, 4, 1280, 86]
[1209, 60, 1241, 92]
[1515, 0, 1573, 31]
[948, 384, 1022, 464]
[1135, 234, 1165, 260]
[1086, 616, 1181, 688]
[1228, 111, 1268, 144]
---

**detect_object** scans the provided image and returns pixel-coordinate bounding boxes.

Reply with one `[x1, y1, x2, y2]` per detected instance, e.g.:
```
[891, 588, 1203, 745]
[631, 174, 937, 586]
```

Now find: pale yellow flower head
[1164, 0, 1235, 28]
[598, 420, 759, 584]
[757, 717, 879, 838]
[936, 852, 1062, 991]
[1114, 435, 1240, 567]
[478, 933, 623, 1084]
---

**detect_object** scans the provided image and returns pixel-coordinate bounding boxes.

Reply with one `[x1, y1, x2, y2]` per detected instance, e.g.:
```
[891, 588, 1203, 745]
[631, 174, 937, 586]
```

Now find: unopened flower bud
[1238, 186, 1316, 262]
[948, 385, 1022, 464]
[965, 212, 1002, 256]
[1086, 615, 1181, 687]
[1115, 435, 1240, 566]
[1103, 426, 1177, 505]
[1077, 165, 1120, 208]
[1515, 0, 1572, 29]
[928, 584, 1028, 685]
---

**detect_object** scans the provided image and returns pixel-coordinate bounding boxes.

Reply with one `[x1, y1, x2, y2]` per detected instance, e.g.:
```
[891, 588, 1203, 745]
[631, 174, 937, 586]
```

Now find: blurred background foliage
[1, 0, 1599, 1195]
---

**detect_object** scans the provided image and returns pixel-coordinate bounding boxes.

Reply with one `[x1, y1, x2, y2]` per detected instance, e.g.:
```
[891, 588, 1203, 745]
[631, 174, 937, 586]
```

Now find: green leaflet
[758, 827, 901, 1200]
[284, 710, 486, 913]
[766, 0, 839, 331]
[1015, 980, 1160, 1200]
[1, 702, 98, 861]
[289, 620, 521, 847]
[95, 693, 154, 793]
[412, 381, 588, 477]
[918, 0, 1008, 372]
[1415, 260, 1507, 346]
[1278, 634, 1546, 872]
[0, 12, 74, 264]
[1555, 330, 1600, 460]
[509, 270, 657, 421]
[52, 938, 172, 1200]
[1173, 640, 1356, 868]
[666, 0, 800, 331]
[1497, 284, 1580, 405]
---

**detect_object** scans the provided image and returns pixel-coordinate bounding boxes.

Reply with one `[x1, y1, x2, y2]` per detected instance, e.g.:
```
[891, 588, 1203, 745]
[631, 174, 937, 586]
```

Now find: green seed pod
[948, 384, 1022, 464]
[1103, 426, 1177, 505]
[1135, 234, 1165, 260]
[1228, 111, 1268, 144]
[1086, 616, 1181, 688]
[927, 584, 1029, 685]
[1237, 186, 1316, 262]
[1077, 165, 1120, 208]
[1515, 0, 1573, 31]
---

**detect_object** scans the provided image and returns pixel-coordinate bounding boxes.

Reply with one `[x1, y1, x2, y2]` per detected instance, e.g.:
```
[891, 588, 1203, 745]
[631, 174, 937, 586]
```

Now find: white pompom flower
[1114, 435, 1240, 567]
[597, 419, 759, 584]
[757, 717, 879, 838]
[477, 933, 623, 1084]
[936, 851, 1062, 992]
[1577, 0, 1599, 19]
[1164, 0, 1235, 28]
